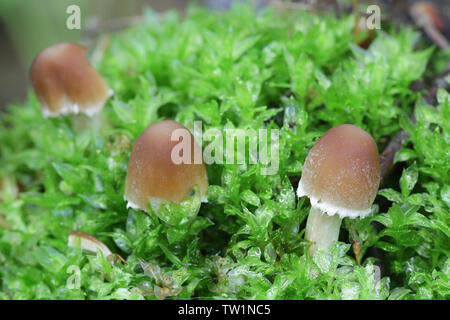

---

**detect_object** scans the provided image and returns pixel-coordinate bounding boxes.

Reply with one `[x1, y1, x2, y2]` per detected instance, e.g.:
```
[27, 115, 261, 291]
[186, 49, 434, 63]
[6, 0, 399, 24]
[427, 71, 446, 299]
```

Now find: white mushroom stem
[68, 230, 112, 257]
[305, 206, 342, 256]
[69, 112, 104, 132]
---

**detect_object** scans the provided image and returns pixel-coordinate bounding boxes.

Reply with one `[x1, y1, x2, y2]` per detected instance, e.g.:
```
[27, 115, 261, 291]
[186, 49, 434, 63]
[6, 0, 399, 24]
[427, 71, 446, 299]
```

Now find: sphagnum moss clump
[0, 4, 448, 300]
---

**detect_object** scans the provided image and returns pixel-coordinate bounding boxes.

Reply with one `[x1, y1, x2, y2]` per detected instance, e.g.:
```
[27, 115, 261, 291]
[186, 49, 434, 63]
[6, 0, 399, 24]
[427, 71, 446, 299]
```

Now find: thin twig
[380, 126, 411, 183]
[410, 2, 449, 50]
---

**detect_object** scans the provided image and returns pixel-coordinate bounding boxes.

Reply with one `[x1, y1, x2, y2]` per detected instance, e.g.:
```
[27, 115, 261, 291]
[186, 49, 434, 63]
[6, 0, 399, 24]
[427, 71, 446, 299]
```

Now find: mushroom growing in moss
[30, 42, 112, 128]
[297, 124, 380, 255]
[124, 120, 208, 220]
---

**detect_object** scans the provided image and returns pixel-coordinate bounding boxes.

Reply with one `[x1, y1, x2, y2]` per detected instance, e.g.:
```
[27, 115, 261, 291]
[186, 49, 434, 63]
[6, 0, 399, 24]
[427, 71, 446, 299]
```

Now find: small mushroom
[68, 230, 126, 264]
[68, 230, 112, 257]
[30, 42, 112, 128]
[297, 124, 380, 255]
[124, 120, 208, 213]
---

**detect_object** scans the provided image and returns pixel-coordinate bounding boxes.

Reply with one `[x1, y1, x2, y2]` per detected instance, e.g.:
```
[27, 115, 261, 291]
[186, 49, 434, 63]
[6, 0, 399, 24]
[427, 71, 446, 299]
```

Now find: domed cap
[125, 120, 208, 211]
[297, 124, 380, 218]
[30, 42, 112, 117]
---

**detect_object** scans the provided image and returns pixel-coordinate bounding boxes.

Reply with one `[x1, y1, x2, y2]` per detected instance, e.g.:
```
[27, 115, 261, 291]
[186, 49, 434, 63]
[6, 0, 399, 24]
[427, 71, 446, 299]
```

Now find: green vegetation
[0, 4, 448, 300]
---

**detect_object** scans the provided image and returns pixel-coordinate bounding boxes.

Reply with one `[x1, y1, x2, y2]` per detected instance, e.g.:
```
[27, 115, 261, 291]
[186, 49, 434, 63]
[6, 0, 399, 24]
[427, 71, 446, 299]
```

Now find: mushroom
[30, 42, 112, 128]
[124, 120, 208, 215]
[297, 124, 380, 255]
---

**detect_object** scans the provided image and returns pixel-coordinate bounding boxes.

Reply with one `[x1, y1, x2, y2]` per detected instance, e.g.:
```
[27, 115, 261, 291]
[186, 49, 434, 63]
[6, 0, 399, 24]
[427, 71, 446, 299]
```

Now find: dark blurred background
[0, 0, 449, 110]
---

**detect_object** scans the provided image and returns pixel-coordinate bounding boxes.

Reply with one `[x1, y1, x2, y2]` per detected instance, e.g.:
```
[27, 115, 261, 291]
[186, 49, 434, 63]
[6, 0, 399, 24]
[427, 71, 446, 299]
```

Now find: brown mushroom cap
[125, 120, 208, 211]
[30, 42, 111, 117]
[297, 124, 380, 218]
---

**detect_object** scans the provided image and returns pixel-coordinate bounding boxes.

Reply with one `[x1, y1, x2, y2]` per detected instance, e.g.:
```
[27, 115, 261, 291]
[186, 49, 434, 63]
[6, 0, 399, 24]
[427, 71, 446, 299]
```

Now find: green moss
[0, 4, 448, 300]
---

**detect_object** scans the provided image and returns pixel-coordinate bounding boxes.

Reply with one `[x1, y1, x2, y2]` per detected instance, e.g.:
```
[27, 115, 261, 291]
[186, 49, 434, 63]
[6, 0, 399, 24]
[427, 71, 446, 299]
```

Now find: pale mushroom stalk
[297, 124, 381, 256]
